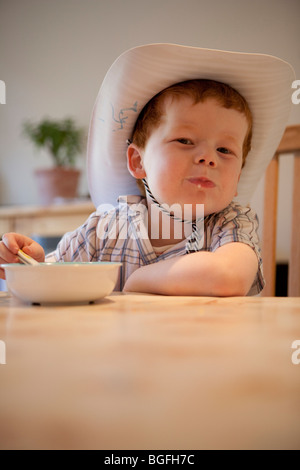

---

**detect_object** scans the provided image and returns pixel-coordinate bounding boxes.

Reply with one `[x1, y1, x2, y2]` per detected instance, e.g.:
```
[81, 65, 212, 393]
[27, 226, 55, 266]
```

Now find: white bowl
[1, 262, 122, 304]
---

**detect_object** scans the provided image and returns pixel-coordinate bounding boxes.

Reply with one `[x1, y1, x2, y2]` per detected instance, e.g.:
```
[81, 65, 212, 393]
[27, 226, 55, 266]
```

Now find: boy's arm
[123, 242, 258, 296]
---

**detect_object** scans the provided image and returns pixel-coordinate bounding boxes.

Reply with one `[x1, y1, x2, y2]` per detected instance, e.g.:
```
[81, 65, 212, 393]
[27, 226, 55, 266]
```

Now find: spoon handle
[17, 249, 39, 266]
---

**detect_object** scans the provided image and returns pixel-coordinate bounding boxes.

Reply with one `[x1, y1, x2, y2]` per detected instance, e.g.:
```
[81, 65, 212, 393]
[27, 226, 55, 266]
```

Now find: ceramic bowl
[1, 262, 122, 304]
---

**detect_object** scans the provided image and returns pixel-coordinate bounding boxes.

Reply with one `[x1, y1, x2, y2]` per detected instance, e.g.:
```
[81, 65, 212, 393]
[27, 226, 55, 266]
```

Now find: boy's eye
[176, 138, 193, 145]
[217, 147, 231, 155]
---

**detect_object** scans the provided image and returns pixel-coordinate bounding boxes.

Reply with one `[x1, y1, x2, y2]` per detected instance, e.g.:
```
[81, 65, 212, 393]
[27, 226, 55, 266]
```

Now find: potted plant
[22, 117, 85, 205]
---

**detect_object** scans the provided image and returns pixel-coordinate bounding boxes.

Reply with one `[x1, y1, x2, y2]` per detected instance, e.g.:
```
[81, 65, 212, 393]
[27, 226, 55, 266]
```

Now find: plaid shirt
[47, 196, 265, 295]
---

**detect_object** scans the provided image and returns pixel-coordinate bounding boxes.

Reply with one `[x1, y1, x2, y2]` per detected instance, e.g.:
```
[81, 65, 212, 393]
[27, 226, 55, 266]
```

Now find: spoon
[17, 249, 39, 266]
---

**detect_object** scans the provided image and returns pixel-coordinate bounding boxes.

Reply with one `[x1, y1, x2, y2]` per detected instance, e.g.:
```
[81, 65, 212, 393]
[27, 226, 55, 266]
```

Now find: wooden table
[0, 292, 299, 450]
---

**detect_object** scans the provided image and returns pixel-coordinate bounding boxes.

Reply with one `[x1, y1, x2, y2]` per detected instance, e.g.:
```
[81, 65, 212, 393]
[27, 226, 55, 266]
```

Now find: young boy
[0, 44, 294, 296]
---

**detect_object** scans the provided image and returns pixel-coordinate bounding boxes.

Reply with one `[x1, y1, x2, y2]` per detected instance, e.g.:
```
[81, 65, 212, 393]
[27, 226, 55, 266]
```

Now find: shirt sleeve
[206, 203, 265, 295]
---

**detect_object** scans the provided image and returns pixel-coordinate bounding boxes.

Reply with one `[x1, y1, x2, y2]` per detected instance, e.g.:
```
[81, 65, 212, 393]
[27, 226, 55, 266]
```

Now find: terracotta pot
[34, 167, 81, 205]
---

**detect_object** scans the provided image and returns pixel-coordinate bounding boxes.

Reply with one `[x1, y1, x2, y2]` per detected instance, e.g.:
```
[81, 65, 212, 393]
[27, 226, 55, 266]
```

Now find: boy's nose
[194, 148, 217, 167]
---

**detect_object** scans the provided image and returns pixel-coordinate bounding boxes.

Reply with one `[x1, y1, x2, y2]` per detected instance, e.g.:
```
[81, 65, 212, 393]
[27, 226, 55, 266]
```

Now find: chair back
[262, 125, 300, 296]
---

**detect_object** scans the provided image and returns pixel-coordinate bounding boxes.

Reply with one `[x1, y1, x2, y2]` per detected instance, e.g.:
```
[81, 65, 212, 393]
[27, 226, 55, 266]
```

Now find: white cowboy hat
[87, 43, 295, 208]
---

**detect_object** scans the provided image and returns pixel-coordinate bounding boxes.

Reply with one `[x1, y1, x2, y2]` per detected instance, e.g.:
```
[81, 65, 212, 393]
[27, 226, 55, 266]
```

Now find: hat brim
[87, 43, 295, 208]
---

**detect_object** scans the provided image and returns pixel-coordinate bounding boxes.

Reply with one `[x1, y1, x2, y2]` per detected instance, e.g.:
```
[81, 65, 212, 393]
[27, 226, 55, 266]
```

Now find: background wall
[0, 0, 299, 261]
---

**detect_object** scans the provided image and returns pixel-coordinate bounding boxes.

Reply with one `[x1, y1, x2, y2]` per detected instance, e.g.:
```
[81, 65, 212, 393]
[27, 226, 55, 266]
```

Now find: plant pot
[34, 167, 81, 205]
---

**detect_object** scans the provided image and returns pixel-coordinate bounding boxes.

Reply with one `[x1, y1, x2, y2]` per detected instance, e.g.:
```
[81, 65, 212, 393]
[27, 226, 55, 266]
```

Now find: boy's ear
[127, 144, 147, 179]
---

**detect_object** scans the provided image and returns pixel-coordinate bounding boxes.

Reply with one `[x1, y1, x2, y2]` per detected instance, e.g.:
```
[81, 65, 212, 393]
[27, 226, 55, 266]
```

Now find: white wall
[1, 0, 300, 261]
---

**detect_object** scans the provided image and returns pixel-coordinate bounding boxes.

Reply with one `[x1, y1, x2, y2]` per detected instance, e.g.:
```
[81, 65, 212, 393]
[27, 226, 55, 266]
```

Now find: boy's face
[128, 96, 249, 217]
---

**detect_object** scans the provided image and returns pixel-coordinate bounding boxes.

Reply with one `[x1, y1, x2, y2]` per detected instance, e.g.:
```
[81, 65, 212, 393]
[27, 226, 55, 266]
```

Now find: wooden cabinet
[0, 200, 95, 238]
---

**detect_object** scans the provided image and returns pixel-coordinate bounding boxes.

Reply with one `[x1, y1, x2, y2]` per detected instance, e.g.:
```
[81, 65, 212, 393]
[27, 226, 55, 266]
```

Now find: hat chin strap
[141, 178, 204, 254]
[142, 178, 202, 226]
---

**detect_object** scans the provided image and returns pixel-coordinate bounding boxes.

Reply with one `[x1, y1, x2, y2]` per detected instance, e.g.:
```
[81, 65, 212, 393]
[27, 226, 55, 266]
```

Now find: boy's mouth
[187, 177, 215, 188]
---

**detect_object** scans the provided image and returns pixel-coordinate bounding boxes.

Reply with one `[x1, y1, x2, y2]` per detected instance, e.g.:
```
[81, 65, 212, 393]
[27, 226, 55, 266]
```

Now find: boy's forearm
[123, 244, 257, 297]
[124, 252, 227, 296]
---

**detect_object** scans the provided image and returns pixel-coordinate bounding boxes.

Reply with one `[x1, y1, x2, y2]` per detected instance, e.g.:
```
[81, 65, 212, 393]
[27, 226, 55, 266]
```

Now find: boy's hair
[131, 79, 253, 168]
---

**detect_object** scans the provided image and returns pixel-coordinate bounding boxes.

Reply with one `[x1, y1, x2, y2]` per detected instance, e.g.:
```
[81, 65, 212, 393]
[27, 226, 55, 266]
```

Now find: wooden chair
[262, 125, 300, 296]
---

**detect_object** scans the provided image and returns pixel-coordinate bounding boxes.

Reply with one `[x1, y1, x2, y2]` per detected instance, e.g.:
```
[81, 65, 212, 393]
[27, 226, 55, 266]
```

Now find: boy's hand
[0, 233, 45, 279]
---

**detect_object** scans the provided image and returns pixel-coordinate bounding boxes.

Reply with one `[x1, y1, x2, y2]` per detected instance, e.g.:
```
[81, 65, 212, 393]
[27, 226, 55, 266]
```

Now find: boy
[0, 44, 295, 296]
